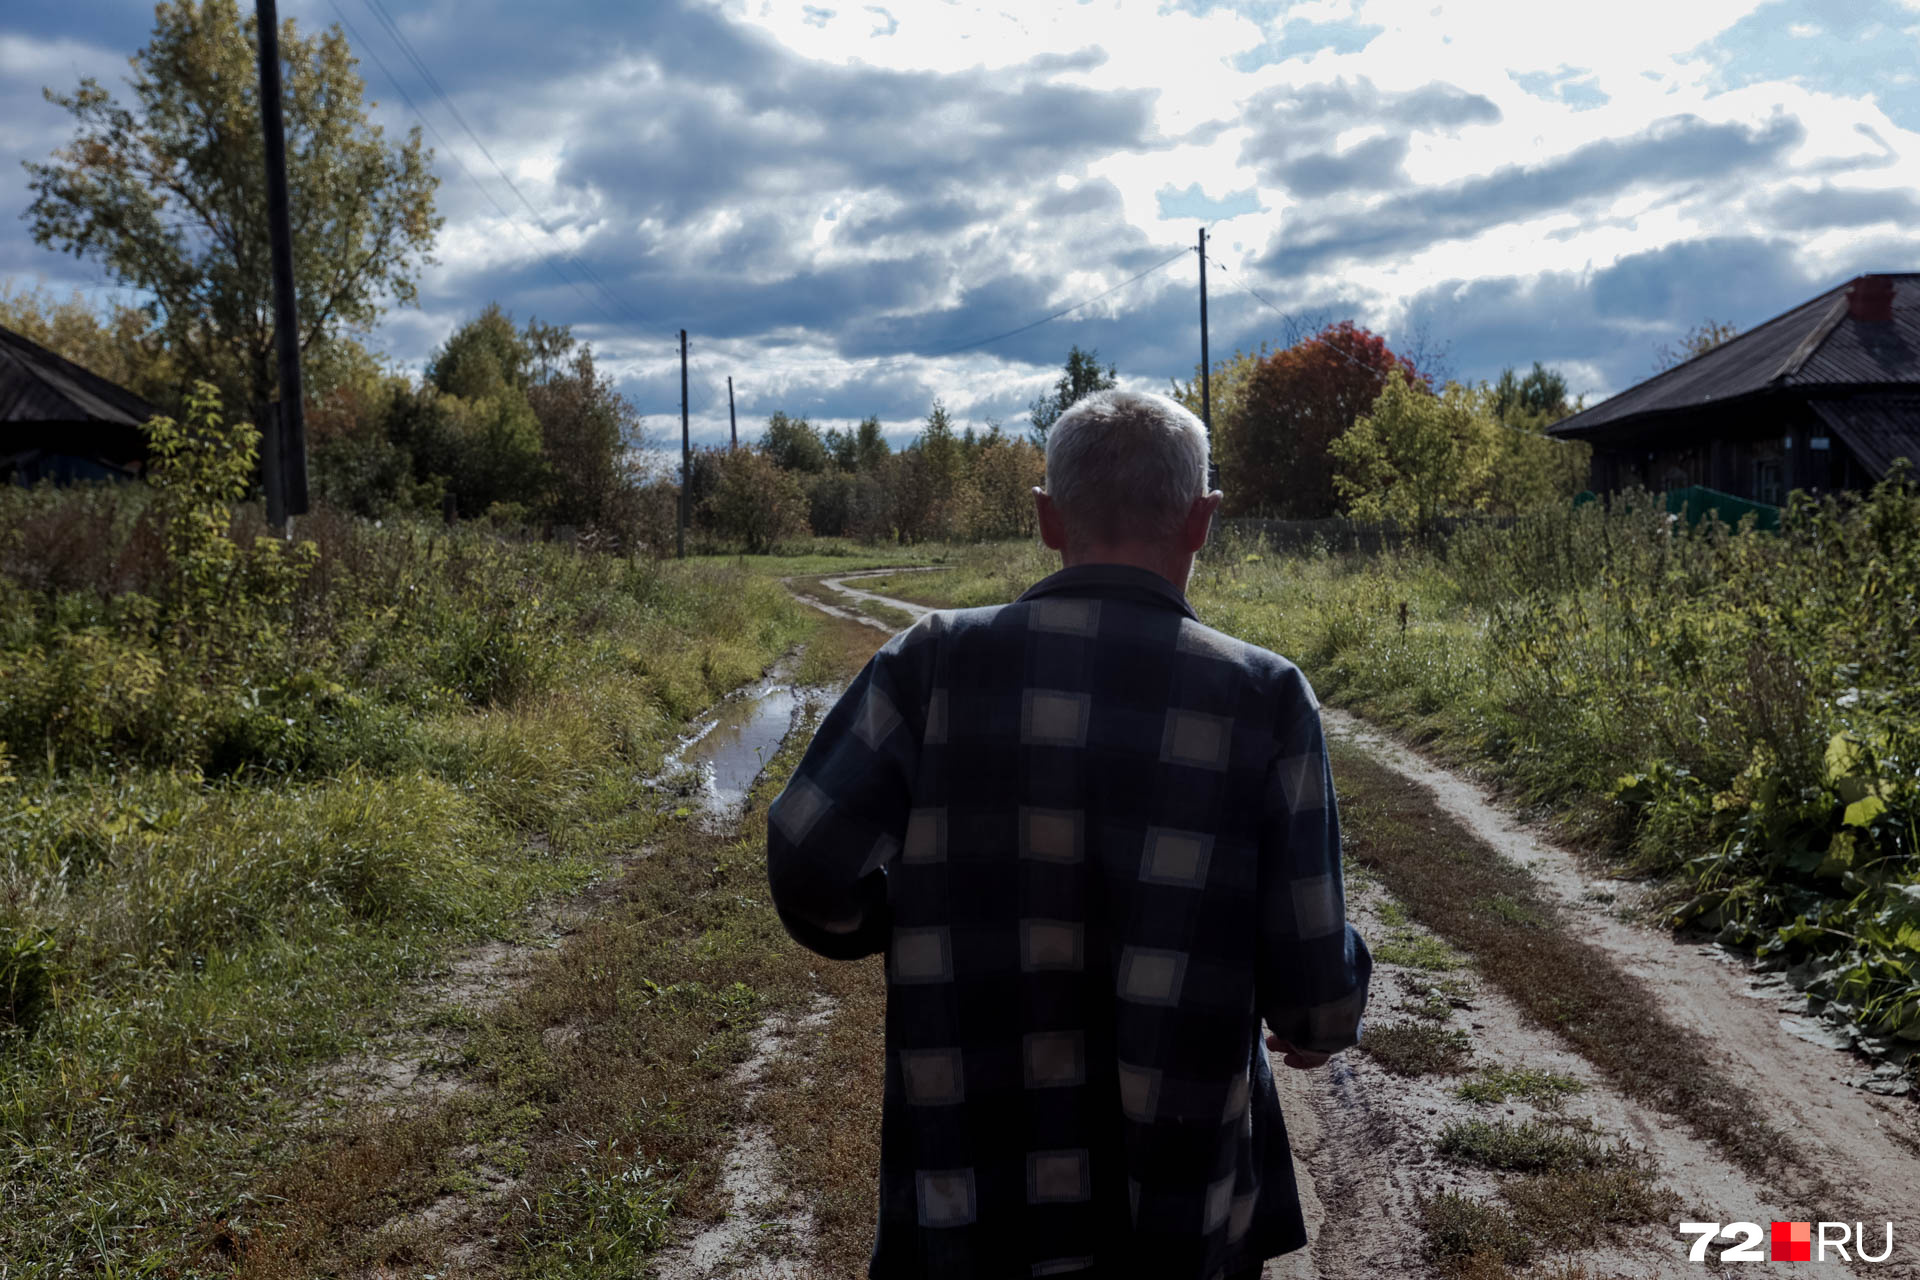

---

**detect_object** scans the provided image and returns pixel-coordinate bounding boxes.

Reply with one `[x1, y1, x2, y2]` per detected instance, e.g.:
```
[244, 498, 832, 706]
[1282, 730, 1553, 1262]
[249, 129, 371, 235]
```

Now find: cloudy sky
[5, 0, 1920, 449]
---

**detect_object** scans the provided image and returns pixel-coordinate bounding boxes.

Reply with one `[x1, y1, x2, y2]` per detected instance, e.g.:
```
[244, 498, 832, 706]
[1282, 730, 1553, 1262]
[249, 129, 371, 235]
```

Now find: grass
[0, 511, 815, 1271]
[1420, 1191, 1534, 1274]
[1429, 1119, 1678, 1274]
[220, 604, 893, 1278]
[1456, 1066, 1587, 1108]
[1436, 1118, 1628, 1174]
[1359, 1022, 1473, 1076]
[1330, 739, 1789, 1183]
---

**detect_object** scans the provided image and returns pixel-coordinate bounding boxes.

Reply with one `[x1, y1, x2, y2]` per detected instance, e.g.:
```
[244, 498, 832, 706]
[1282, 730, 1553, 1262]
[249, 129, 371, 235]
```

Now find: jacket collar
[1017, 562, 1199, 621]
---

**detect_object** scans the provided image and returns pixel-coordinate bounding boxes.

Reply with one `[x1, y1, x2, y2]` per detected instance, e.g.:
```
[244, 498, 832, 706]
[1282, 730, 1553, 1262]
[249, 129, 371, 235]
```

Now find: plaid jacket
[766, 563, 1371, 1280]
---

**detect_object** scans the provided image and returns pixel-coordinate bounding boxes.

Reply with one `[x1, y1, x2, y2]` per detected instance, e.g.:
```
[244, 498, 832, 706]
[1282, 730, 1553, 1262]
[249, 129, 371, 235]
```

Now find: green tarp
[1663, 485, 1781, 532]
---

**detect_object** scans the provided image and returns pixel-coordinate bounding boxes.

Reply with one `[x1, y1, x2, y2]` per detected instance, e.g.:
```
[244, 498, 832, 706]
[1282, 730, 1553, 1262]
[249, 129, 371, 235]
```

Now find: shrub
[698, 448, 811, 552]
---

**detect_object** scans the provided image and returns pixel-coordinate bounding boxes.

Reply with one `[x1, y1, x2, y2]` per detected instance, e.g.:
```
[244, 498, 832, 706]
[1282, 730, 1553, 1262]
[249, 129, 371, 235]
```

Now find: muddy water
[663, 672, 825, 825]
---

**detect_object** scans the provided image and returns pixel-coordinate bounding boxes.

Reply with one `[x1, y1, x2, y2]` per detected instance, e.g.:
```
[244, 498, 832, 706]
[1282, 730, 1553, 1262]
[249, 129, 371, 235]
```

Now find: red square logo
[1772, 1221, 1812, 1262]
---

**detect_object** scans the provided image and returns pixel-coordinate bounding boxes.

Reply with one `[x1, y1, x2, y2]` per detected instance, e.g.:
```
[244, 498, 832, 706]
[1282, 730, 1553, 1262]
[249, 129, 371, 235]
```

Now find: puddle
[660, 670, 825, 825]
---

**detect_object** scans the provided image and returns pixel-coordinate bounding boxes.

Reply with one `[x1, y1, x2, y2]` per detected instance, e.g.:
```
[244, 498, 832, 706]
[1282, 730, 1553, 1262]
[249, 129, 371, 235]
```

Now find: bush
[1191, 467, 1920, 1050]
[697, 448, 811, 552]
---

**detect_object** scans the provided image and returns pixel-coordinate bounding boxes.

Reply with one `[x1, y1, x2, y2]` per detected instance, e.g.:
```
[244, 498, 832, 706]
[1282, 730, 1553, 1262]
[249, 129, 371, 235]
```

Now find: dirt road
[785, 572, 1920, 1279]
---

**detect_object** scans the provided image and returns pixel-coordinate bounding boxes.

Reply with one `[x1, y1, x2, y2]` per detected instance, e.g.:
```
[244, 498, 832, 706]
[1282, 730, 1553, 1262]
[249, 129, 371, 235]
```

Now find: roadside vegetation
[861, 484, 1920, 1062]
[1189, 478, 1920, 1057]
[0, 388, 816, 1269]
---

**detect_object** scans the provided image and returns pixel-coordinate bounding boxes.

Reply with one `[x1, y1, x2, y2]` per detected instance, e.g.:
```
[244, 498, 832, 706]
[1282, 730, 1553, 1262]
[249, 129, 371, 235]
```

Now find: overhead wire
[358, 0, 641, 330]
[327, 0, 623, 330]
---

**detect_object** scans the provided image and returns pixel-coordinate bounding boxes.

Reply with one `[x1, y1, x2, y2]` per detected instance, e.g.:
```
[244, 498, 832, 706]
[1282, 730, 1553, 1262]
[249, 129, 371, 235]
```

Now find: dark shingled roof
[1549, 273, 1920, 442]
[0, 322, 156, 429]
[1807, 394, 1920, 478]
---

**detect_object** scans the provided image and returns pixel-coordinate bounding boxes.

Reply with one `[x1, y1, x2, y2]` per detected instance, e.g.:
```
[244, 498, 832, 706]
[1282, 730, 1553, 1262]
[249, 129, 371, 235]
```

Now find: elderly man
[766, 389, 1371, 1279]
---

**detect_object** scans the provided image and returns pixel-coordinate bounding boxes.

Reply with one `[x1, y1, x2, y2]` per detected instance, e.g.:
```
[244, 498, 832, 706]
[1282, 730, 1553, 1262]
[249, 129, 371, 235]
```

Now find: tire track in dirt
[1322, 709, 1920, 1262]
[282, 648, 846, 1275]
[819, 572, 1920, 1278]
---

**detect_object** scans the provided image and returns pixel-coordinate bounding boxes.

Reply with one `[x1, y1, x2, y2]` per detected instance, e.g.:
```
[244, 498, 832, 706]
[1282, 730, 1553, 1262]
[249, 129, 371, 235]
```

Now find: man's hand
[1266, 1032, 1331, 1070]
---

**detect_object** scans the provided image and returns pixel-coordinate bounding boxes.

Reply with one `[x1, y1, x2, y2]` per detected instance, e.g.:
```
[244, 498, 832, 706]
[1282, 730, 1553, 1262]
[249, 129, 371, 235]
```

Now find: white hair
[1044, 389, 1210, 546]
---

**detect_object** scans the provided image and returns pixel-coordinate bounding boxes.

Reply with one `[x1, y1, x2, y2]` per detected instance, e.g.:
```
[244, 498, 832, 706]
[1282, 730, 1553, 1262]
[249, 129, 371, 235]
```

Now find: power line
[358, 0, 640, 329]
[327, 0, 622, 329]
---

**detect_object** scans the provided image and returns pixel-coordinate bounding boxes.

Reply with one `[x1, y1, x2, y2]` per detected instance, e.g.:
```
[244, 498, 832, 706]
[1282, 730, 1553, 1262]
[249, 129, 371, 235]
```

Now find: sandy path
[815, 573, 1920, 1278]
[1321, 710, 1920, 1245]
[1276, 875, 1874, 1279]
[651, 995, 838, 1280]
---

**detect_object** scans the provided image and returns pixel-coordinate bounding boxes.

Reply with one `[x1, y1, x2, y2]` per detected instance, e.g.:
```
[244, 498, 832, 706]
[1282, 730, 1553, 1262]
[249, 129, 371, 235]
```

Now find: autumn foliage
[1222, 322, 1424, 518]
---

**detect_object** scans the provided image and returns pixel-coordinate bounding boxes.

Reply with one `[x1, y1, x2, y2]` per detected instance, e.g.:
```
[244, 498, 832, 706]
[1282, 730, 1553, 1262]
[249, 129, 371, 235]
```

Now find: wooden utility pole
[728, 375, 737, 449]
[1198, 225, 1216, 489]
[678, 329, 690, 559]
[254, 0, 308, 530]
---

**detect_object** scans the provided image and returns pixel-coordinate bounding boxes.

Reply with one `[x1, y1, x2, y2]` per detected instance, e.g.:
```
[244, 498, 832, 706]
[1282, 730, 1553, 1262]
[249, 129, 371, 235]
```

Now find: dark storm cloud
[1035, 178, 1127, 220]
[1401, 236, 1816, 395]
[1237, 77, 1499, 195]
[559, 75, 1154, 224]
[1272, 134, 1409, 197]
[1757, 184, 1920, 230]
[835, 196, 987, 243]
[1261, 112, 1806, 275]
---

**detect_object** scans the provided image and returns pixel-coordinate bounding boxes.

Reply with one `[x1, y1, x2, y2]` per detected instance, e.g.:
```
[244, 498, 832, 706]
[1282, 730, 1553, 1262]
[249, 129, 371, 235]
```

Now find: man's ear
[1034, 488, 1068, 551]
[1183, 490, 1223, 553]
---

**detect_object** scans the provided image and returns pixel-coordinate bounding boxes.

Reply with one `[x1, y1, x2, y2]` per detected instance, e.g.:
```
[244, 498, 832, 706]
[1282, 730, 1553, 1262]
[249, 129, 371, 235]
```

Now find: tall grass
[0, 451, 808, 1267]
[1189, 474, 1920, 1047]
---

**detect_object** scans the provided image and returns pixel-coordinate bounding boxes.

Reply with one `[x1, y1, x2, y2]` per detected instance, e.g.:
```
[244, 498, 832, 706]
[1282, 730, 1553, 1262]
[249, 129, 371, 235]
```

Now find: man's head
[1033, 389, 1223, 586]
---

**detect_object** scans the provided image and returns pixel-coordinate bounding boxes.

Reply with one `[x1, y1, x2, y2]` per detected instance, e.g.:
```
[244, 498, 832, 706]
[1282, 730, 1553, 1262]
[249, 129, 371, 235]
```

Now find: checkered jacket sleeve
[1255, 699, 1371, 1055]
[765, 623, 927, 960]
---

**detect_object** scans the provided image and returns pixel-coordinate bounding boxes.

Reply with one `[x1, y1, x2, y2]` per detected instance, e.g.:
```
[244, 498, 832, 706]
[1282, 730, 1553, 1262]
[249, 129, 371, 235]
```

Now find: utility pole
[678, 329, 690, 559]
[1198, 225, 1216, 490]
[728, 375, 737, 449]
[254, 0, 308, 531]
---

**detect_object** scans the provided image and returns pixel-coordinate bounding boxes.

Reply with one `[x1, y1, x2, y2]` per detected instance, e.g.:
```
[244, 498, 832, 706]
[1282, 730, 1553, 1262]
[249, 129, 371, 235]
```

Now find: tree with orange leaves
[1221, 322, 1423, 518]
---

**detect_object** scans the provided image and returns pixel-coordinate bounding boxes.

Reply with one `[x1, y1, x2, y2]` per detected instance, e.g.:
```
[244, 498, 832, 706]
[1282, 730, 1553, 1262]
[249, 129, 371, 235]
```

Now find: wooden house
[0, 322, 157, 484]
[1548, 273, 1919, 501]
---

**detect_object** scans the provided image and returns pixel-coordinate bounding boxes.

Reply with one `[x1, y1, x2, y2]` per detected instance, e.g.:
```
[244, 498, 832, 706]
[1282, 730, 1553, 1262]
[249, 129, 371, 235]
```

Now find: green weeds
[1456, 1066, 1587, 1108]
[1184, 475, 1920, 1055]
[1359, 1021, 1472, 1076]
[0, 436, 810, 1269]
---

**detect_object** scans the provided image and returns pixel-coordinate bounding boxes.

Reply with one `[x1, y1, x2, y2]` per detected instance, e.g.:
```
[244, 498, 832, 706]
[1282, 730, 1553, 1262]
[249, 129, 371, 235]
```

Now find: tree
[1481, 363, 1590, 514]
[822, 425, 858, 471]
[761, 411, 830, 473]
[527, 343, 645, 533]
[1028, 345, 1117, 446]
[853, 414, 891, 470]
[966, 428, 1045, 540]
[699, 448, 811, 552]
[1227, 322, 1422, 518]
[403, 306, 548, 517]
[1653, 319, 1739, 372]
[1488, 362, 1573, 431]
[1332, 372, 1495, 529]
[24, 0, 440, 419]
[0, 281, 179, 409]
[1170, 342, 1269, 444]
